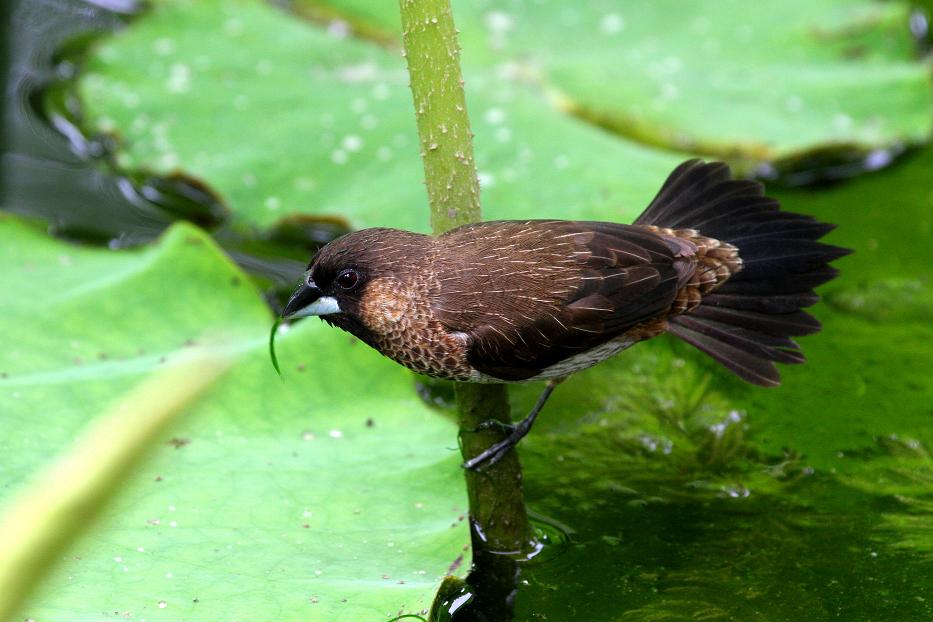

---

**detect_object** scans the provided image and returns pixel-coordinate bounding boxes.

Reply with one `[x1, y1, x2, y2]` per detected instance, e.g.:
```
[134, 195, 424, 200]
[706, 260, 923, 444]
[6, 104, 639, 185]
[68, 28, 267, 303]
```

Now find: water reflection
[2, 0, 170, 243]
[1, 0, 344, 307]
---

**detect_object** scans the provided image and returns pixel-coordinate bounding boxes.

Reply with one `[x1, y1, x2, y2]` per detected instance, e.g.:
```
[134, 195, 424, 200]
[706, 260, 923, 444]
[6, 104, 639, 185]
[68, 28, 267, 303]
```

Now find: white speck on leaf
[255, 59, 273, 76]
[660, 82, 680, 100]
[484, 107, 505, 125]
[342, 134, 363, 152]
[485, 11, 514, 48]
[785, 95, 803, 112]
[224, 18, 243, 37]
[372, 83, 391, 100]
[833, 113, 853, 131]
[331, 149, 349, 165]
[600, 13, 625, 34]
[165, 63, 191, 94]
[157, 152, 178, 169]
[337, 62, 379, 83]
[328, 20, 350, 39]
[485, 11, 514, 32]
[294, 177, 316, 192]
[153, 37, 174, 56]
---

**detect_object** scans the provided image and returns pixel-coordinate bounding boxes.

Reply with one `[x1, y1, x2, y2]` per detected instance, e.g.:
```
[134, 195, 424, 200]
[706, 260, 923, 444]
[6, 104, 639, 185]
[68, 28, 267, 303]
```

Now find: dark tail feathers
[635, 159, 851, 387]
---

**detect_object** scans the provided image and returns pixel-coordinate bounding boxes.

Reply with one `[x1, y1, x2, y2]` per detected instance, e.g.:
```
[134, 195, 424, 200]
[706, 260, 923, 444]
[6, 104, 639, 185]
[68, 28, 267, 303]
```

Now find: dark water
[1, 0, 340, 306]
[517, 424, 933, 620]
[3, 2, 931, 621]
[431, 137, 933, 619]
[3, 0, 172, 244]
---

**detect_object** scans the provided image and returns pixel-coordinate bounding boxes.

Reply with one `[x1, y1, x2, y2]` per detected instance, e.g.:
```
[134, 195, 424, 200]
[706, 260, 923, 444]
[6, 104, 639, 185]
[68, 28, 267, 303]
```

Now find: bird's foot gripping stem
[462, 379, 560, 471]
[468, 418, 515, 434]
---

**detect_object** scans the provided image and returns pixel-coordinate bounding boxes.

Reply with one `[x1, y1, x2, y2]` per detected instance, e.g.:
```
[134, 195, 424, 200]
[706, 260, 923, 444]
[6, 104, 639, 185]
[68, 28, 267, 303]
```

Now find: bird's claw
[461, 379, 561, 471]
[470, 419, 515, 434]
[461, 437, 516, 470]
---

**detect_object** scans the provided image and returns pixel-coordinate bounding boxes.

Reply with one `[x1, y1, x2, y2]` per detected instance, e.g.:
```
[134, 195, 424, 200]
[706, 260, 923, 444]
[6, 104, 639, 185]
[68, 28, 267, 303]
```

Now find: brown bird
[282, 160, 849, 468]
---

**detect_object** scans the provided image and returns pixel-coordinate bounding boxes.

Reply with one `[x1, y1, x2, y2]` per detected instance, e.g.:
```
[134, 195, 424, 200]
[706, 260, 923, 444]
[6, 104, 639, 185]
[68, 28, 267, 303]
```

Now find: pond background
[1, 0, 931, 620]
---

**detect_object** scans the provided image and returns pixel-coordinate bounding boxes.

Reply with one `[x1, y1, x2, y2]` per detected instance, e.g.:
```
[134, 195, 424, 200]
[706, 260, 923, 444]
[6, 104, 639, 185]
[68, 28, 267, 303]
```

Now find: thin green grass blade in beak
[269, 317, 283, 379]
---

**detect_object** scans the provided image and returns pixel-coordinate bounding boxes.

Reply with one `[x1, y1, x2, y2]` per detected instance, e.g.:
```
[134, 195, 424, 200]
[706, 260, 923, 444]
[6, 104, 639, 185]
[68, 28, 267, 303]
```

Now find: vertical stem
[456, 384, 530, 552]
[398, 0, 532, 554]
[399, 0, 481, 231]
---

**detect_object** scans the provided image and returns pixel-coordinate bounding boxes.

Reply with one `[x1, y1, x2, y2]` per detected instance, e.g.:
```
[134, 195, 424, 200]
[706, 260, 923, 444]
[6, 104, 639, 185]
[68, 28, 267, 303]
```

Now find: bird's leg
[469, 419, 514, 434]
[462, 379, 561, 470]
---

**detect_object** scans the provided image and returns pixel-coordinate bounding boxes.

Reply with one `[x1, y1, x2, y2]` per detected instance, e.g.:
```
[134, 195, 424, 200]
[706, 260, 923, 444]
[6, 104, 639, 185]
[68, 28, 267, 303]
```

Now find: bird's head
[281, 228, 430, 332]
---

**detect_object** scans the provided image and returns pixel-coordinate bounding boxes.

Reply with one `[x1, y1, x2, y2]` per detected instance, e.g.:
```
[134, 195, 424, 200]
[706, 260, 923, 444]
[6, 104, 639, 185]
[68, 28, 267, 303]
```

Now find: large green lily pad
[76, 0, 689, 233]
[324, 0, 932, 162]
[0, 217, 468, 621]
[77, 0, 931, 235]
[460, 0, 933, 162]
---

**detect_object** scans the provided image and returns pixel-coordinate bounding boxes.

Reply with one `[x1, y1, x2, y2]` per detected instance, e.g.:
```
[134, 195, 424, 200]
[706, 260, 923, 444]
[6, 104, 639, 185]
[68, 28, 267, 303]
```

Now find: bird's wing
[431, 220, 690, 380]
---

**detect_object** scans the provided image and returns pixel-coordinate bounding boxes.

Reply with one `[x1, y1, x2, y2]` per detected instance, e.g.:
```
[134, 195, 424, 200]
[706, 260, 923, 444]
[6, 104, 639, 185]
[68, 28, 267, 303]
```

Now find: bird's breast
[356, 276, 476, 381]
[357, 277, 410, 334]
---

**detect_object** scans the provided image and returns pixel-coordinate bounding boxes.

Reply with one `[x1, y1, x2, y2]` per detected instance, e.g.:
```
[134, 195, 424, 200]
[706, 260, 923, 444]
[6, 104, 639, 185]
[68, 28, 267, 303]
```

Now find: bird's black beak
[282, 281, 324, 319]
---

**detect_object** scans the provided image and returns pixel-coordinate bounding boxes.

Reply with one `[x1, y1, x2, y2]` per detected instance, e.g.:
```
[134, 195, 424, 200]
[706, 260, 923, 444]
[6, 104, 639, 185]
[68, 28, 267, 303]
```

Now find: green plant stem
[455, 385, 530, 552]
[399, 0, 481, 230]
[398, 0, 532, 554]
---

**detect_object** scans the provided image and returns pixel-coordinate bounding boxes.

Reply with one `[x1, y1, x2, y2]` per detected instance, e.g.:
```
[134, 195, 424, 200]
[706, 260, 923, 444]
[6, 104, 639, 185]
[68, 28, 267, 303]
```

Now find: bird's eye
[335, 269, 359, 290]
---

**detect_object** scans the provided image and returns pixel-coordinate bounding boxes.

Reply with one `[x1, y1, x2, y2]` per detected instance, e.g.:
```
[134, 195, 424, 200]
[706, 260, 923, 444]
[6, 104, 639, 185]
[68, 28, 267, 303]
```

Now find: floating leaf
[0, 217, 468, 621]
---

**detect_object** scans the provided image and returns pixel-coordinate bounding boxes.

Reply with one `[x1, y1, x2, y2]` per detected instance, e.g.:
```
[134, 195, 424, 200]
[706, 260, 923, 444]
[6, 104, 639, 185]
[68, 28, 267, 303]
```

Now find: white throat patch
[290, 295, 341, 318]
